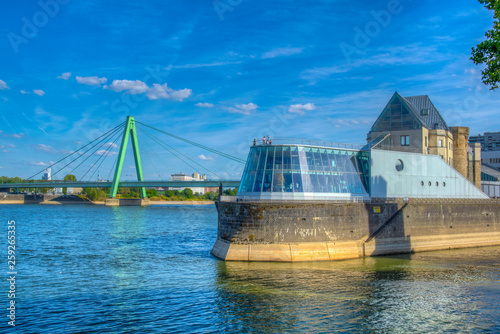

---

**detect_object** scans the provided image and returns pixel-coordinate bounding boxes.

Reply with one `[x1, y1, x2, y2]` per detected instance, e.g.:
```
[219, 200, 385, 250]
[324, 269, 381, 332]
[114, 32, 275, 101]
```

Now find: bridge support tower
[105, 116, 150, 206]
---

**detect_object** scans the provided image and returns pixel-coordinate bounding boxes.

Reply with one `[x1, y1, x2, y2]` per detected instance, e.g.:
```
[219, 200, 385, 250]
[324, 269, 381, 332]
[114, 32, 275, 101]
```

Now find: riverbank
[0, 194, 216, 205]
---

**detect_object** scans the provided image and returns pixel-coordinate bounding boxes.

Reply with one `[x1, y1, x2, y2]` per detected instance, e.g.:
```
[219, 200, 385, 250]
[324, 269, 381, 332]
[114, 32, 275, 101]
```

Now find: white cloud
[96, 150, 118, 156]
[31, 161, 48, 166]
[197, 154, 214, 161]
[105, 79, 149, 94]
[165, 61, 241, 70]
[33, 89, 45, 96]
[227, 103, 258, 115]
[103, 142, 118, 148]
[76, 76, 107, 86]
[58, 72, 71, 80]
[32, 144, 55, 153]
[3, 132, 25, 138]
[262, 47, 303, 59]
[20, 90, 29, 94]
[146, 83, 192, 101]
[288, 103, 316, 115]
[195, 102, 215, 108]
[0, 80, 9, 90]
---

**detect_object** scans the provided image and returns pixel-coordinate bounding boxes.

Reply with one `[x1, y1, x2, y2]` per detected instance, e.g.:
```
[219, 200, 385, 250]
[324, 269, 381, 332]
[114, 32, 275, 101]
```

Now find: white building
[42, 168, 52, 181]
[169, 172, 208, 194]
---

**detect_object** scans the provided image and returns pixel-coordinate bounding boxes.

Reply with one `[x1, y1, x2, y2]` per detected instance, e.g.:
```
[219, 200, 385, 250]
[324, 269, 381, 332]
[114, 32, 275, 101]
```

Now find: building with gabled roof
[367, 91, 454, 165]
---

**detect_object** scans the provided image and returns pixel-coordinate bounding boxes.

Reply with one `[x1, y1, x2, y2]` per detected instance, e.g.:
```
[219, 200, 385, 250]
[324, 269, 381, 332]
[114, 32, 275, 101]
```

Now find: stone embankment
[212, 198, 500, 261]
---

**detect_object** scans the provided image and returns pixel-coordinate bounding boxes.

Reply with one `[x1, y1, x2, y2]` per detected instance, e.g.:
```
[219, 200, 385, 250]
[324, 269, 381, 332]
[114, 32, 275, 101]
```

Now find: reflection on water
[215, 251, 500, 333]
[1, 205, 499, 333]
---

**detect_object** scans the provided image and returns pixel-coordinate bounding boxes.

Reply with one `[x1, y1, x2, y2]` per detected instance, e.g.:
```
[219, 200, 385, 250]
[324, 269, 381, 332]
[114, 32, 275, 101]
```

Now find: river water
[1, 204, 499, 333]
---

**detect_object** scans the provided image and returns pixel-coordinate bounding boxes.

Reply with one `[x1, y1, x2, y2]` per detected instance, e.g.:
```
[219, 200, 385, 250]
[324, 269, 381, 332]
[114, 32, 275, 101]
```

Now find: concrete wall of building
[451, 126, 469, 178]
[472, 143, 482, 188]
[369, 149, 488, 199]
[213, 199, 500, 262]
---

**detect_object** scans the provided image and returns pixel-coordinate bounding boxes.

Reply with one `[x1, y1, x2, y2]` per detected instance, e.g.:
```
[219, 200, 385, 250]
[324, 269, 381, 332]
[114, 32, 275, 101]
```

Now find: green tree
[183, 188, 194, 199]
[471, 0, 500, 90]
[63, 174, 77, 181]
[146, 188, 158, 198]
[62, 174, 77, 195]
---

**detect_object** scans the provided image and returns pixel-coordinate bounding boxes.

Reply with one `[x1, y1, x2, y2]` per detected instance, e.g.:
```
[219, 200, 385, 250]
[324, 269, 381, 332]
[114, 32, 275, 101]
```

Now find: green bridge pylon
[110, 116, 147, 199]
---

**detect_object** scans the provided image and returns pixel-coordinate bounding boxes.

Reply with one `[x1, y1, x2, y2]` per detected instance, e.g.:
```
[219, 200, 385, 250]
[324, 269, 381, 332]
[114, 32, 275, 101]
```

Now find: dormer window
[421, 108, 429, 115]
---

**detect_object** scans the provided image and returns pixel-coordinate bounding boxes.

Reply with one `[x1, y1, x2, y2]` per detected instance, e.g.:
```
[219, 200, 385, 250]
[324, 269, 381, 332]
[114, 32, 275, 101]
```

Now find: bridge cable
[26, 121, 125, 180]
[52, 123, 125, 180]
[136, 126, 205, 177]
[140, 131, 173, 181]
[137, 125, 223, 180]
[84, 126, 124, 182]
[135, 121, 246, 164]
[140, 132, 165, 180]
[106, 153, 119, 182]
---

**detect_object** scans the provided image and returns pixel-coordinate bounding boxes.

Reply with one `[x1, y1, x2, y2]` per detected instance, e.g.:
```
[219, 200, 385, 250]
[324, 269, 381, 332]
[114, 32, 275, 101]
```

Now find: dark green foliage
[471, 0, 500, 90]
[223, 187, 239, 196]
[183, 188, 194, 199]
[146, 188, 158, 198]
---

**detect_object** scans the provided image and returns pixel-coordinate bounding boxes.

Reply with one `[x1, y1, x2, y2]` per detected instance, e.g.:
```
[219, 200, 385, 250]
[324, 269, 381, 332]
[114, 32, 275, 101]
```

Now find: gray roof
[481, 163, 500, 180]
[402, 95, 449, 130]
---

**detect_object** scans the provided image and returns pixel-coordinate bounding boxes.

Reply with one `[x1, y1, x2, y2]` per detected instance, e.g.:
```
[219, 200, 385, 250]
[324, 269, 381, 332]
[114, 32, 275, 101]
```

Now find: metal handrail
[254, 138, 364, 150]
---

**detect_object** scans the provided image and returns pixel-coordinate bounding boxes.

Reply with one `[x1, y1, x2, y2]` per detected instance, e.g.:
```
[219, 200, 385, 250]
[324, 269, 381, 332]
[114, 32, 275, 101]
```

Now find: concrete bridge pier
[105, 198, 151, 206]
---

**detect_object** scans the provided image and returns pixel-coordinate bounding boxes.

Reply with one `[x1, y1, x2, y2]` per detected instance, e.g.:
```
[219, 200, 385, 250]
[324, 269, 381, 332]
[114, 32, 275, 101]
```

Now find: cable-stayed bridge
[1, 116, 243, 202]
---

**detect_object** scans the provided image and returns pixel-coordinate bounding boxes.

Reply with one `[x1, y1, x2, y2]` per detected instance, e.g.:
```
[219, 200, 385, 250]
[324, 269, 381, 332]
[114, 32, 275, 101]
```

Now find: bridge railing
[254, 138, 364, 150]
[220, 195, 369, 203]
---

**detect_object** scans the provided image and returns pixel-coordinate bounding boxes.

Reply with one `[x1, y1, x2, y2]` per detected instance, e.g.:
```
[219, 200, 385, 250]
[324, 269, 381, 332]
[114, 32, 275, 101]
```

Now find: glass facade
[371, 94, 421, 132]
[238, 145, 369, 198]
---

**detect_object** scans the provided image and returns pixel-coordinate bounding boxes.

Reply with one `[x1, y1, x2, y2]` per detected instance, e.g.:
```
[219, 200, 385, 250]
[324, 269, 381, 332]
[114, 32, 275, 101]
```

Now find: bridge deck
[1, 180, 241, 189]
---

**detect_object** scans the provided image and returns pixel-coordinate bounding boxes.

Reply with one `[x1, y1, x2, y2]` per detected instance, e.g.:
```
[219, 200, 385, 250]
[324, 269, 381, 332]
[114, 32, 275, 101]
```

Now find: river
[1, 204, 499, 333]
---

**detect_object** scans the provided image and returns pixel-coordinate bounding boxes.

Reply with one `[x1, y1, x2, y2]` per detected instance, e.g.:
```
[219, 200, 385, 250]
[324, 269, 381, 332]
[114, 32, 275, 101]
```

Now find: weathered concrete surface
[105, 198, 151, 206]
[212, 199, 500, 262]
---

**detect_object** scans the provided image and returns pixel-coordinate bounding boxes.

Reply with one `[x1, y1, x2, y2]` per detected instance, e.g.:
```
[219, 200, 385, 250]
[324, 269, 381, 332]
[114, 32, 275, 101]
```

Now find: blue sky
[0, 0, 499, 180]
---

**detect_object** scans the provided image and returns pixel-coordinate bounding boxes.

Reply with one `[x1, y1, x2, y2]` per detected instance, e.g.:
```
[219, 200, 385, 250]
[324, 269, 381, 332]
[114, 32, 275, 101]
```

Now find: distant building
[469, 132, 500, 171]
[42, 168, 52, 181]
[469, 131, 500, 151]
[169, 172, 208, 194]
[481, 163, 500, 197]
[367, 92, 481, 188]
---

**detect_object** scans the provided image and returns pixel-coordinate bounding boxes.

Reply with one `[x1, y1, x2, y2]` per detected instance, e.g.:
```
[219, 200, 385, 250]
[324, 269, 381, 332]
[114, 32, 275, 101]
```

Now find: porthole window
[428, 181, 431, 186]
[421, 181, 424, 186]
[443, 182, 446, 187]
[395, 159, 404, 172]
[436, 182, 439, 186]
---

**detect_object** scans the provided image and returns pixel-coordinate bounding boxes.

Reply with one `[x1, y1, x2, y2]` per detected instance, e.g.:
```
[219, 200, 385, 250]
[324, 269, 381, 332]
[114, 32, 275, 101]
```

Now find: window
[434, 123, 439, 129]
[425, 136, 427, 147]
[439, 139, 443, 147]
[421, 108, 429, 115]
[400, 135, 410, 146]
